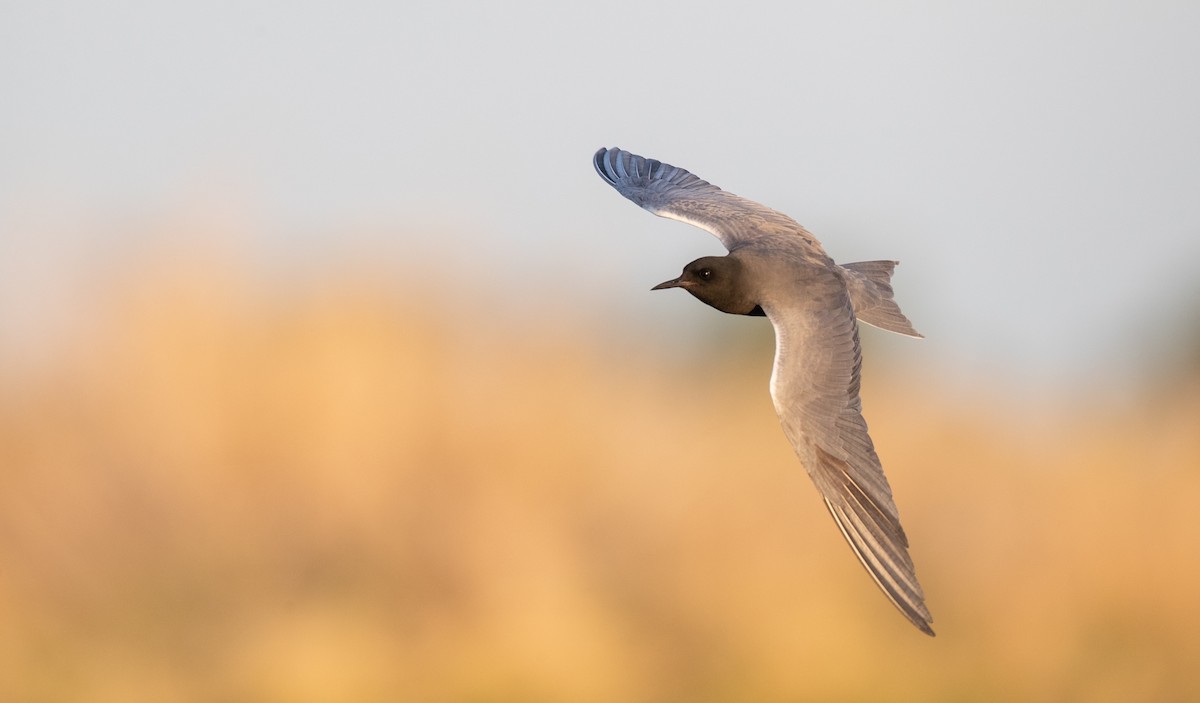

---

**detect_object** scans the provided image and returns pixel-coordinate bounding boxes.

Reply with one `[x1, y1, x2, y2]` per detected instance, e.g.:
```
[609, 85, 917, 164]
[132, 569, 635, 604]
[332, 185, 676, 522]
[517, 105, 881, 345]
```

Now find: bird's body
[594, 147, 935, 636]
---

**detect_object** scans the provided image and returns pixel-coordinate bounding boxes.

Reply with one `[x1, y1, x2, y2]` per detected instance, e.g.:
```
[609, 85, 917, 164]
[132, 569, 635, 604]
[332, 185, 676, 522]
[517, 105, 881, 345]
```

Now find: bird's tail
[841, 261, 923, 338]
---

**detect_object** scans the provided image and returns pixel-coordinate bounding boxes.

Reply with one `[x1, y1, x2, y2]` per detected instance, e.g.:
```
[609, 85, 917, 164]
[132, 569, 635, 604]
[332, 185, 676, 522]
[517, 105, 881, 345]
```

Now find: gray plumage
[594, 147, 934, 636]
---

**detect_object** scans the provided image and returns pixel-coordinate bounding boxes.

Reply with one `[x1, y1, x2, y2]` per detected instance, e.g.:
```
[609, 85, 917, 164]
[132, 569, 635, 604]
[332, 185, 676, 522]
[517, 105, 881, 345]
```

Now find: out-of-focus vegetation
[2, 240, 1199, 703]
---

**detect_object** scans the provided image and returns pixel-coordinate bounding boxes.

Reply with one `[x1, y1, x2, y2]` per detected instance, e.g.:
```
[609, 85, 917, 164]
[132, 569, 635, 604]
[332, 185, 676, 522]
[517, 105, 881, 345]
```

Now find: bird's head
[652, 255, 761, 316]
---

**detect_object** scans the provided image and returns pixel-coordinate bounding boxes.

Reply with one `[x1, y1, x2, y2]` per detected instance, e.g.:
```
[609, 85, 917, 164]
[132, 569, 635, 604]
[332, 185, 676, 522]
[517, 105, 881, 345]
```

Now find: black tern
[594, 147, 934, 636]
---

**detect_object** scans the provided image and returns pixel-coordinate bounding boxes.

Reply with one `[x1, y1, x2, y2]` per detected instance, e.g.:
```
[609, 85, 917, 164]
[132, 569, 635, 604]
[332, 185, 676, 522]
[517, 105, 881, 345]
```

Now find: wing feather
[766, 269, 934, 635]
[594, 147, 825, 252]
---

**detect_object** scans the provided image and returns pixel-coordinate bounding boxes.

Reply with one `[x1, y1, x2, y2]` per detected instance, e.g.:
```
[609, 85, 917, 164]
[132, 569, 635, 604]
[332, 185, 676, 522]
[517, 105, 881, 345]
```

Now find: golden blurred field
[2, 243, 1199, 702]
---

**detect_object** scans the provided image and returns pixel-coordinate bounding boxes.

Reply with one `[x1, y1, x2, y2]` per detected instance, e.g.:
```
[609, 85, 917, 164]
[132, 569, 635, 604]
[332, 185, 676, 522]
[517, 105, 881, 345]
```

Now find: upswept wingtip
[593, 147, 613, 184]
[594, 147, 642, 185]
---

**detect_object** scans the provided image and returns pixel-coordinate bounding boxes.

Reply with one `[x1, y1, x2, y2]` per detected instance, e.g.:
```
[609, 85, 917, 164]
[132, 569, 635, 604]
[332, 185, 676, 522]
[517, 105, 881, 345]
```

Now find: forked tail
[841, 260, 923, 338]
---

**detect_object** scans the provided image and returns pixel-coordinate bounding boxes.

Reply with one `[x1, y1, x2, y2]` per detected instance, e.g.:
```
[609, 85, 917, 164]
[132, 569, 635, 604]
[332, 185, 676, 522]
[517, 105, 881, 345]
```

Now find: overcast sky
[3, 1, 1199, 386]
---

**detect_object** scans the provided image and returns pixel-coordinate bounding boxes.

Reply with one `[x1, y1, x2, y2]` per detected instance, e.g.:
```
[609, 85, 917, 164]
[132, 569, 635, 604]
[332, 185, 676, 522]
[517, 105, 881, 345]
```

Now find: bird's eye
[699, 268, 713, 280]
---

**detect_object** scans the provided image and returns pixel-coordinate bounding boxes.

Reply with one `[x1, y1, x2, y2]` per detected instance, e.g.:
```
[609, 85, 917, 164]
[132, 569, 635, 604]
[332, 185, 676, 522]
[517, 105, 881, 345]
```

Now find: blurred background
[3, 2, 1200, 701]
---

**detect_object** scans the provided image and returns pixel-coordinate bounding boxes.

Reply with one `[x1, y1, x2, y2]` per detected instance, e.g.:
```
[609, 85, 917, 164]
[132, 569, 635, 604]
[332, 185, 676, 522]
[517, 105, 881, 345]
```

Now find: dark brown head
[651, 255, 762, 316]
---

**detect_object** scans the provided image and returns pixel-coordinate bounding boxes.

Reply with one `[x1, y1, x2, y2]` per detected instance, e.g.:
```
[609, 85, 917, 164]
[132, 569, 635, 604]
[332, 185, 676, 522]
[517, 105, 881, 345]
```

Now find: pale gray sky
[3, 1, 1199, 385]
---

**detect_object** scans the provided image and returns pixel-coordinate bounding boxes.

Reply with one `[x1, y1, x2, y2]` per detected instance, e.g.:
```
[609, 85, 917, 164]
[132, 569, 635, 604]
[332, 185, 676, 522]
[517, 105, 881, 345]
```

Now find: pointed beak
[651, 277, 685, 291]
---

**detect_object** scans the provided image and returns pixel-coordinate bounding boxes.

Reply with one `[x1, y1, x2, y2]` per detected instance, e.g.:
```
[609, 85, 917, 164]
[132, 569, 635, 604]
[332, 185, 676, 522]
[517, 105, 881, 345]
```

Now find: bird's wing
[594, 147, 825, 252]
[765, 268, 934, 635]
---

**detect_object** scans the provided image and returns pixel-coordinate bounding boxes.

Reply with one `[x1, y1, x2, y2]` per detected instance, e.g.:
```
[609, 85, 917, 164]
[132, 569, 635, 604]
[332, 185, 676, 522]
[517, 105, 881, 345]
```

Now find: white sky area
[3, 2, 1199, 387]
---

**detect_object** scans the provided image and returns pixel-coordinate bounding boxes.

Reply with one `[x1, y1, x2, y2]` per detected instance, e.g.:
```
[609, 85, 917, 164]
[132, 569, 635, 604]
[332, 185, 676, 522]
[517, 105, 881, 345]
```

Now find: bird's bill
[651, 277, 686, 291]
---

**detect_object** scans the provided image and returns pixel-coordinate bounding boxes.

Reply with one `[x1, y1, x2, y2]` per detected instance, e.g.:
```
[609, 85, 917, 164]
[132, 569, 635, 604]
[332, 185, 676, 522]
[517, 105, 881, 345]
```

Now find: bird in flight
[594, 147, 934, 636]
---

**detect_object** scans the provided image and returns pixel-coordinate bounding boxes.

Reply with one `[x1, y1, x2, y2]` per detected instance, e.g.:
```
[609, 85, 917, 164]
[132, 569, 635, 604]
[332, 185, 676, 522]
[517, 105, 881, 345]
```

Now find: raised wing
[765, 268, 934, 635]
[593, 147, 825, 252]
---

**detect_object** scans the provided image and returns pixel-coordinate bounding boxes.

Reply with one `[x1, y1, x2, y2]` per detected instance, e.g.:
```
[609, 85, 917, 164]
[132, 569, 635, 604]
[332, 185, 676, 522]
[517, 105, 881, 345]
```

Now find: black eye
[698, 268, 713, 280]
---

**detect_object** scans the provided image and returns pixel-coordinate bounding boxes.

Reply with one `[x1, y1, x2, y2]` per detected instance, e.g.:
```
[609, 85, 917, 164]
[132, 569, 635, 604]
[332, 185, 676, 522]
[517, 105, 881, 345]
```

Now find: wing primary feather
[826, 499, 935, 636]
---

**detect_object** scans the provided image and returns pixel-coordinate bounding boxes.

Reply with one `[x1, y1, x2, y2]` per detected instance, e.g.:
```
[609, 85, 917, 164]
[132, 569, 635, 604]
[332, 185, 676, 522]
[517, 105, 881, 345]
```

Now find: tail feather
[841, 261, 923, 338]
